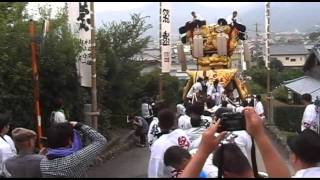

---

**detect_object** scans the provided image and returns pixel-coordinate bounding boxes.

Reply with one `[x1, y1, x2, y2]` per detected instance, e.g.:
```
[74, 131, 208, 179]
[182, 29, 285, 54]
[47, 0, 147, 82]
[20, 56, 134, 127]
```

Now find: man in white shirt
[226, 11, 240, 25]
[176, 104, 186, 117]
[0, 119, 17, 176]
[288, 129, 320, 177]
[141, 97, 154, 125]
[49, 98, 67, 125]
[254, 95, 265, 120]
[148, 109, 191, 178]
[226, 10, 247, 40]
[186, 78, 203, 102]
[147, 117, 161, 148]
[191, 11, 204, 21]
[230, 130, 252, 164]
[185, 114, 206, 150]
[300, 93, 318, 133]
[178, 103, 192, 130]
[207, 79, 224, 106]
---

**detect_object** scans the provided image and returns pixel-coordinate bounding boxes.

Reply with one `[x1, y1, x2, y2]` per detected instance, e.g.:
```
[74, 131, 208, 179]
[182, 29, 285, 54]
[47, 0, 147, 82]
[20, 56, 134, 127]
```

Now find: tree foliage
[270, 58, 284, 72]
[96, 14, 152, 118]
[38, 5, 83, 129]
[0, 5, 183, 132]
[245, 59, 303, 102]
[0, 3, 33, 128]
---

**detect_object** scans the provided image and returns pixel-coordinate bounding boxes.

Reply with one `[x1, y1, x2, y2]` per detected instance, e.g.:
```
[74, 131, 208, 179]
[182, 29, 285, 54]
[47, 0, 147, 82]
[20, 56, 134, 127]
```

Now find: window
[290, 58, 296, 62]
[286, 57, 289, 60]
[300, 57, 302, 61]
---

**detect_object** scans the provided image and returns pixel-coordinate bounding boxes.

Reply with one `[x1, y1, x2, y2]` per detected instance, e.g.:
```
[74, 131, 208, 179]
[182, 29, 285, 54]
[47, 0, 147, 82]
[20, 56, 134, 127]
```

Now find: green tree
[38, 4, 83, 129]
[0, 3, 83, 131]
[309, 31, 320, 42]
[136, 69, 182, 109]
[270, 58, 284, 72]
[0, 3, 33, 128]
[96, 13, 153, 128]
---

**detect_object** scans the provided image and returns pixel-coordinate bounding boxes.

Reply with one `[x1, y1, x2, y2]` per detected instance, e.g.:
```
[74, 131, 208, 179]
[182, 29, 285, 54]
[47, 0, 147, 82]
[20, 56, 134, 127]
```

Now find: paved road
[87, 147, 150, 178]
[88, 133, 293, 178]
[88, 145, 267, 178]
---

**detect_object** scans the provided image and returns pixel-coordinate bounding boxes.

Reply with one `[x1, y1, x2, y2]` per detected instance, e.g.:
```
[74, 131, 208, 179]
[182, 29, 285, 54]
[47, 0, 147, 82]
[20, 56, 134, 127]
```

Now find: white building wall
[271, 55, 307, 67]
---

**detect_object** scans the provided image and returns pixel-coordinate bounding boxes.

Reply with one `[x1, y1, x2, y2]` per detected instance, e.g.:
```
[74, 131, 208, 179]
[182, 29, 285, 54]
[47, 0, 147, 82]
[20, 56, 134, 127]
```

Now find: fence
[272, 102, 304, 132]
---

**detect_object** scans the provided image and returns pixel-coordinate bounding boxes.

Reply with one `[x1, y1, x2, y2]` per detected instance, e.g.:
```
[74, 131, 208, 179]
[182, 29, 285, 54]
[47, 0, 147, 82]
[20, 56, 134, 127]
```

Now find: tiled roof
[270, 44, 309, 55]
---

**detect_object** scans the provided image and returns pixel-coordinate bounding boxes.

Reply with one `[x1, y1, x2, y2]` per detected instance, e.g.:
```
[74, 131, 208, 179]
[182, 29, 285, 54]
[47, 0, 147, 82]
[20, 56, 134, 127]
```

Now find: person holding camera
[212, 143, 254, 178]
[179, 107, 290, 178]
[40, 121, 107, 177]
[214, 107, 252, 163]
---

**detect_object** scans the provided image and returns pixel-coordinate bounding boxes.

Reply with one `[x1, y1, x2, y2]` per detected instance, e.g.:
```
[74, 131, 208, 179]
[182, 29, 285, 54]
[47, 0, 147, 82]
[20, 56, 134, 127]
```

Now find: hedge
[273, 106, 304, 132]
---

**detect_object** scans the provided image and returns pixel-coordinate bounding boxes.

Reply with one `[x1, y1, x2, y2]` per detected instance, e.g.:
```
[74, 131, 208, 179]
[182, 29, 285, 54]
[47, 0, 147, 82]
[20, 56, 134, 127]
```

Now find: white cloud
[95, 2, 153, 13]
[196, 2, 258, 12]
[26, 2, 65, 19]
[27, 2, 153, 17]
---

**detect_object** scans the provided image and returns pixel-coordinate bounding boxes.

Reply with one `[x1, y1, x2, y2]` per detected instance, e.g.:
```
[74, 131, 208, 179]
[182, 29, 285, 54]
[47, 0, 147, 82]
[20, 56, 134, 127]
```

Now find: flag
[160, 2, 171, 73]
[67, 2, 92, 87]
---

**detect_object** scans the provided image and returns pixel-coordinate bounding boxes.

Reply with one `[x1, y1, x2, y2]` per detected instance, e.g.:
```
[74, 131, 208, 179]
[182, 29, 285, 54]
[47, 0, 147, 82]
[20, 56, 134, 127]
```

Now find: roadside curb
[92, 130, 137, 167]
[264, 124, 291, 158]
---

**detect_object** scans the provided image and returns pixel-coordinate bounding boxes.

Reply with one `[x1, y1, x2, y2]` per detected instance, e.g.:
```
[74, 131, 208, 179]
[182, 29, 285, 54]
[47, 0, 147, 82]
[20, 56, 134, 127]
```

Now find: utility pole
[254, 23, 259, 45]
[254, 23, 260, 56]
[29, 19, 43, 148]
[255, 23, 259, 43]
[265, 2, 273, 124]
[90, 2, 99, 130]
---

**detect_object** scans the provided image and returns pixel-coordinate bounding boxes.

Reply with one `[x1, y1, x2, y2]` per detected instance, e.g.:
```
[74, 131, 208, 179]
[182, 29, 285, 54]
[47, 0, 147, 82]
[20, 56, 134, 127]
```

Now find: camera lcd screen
[219, 112, 246, 132]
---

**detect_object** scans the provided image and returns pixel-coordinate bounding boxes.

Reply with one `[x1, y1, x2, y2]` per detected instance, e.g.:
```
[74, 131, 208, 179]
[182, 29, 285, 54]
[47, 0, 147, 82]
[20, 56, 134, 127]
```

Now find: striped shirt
[40, 124, 107, 177]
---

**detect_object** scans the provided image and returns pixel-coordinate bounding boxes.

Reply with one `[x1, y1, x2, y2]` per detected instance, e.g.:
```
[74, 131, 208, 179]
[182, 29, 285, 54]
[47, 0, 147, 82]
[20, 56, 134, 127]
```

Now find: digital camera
[217, 112, 246, 132]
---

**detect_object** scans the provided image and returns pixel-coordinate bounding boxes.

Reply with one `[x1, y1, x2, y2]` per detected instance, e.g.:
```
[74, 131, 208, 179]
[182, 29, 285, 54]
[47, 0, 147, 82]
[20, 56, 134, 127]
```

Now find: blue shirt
[199, 170, 208, 178]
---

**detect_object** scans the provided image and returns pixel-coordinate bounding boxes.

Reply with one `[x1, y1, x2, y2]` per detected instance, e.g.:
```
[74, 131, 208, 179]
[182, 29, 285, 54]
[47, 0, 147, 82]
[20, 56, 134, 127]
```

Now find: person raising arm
[180, 107, 291, 178]
[243, 107, 290, 178]
[179, 120, 226, 178]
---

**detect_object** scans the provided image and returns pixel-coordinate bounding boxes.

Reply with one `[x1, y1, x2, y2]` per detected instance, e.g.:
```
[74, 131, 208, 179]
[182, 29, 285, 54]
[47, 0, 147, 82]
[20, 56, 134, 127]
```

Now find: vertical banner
[68, 2, 92, 87]
[160, 2, 171, 73]
[265, 2, 270, 70]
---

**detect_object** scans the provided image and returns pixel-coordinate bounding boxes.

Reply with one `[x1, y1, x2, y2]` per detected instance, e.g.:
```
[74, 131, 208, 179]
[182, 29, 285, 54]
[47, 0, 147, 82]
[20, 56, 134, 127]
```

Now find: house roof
[303, 44, 320, 72]
[270, 44, 309, 56]
[283, 76, 320, 101]
[312, 44, 320, 62]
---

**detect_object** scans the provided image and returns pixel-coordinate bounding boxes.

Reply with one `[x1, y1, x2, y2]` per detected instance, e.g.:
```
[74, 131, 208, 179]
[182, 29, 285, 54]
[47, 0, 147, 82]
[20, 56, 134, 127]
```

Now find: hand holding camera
[217, 111, 246, 133]
[215, 107, 264, 137]
[198, 119, 227, 155]
[243, 107, 265, 138]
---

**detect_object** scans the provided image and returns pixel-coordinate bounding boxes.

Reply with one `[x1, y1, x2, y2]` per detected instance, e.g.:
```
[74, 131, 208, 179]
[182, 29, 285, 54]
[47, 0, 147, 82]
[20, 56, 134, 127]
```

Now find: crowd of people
[136, 85, 320, 177]
[0, 98, 107, 178]
[0, 89, 319, 178]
